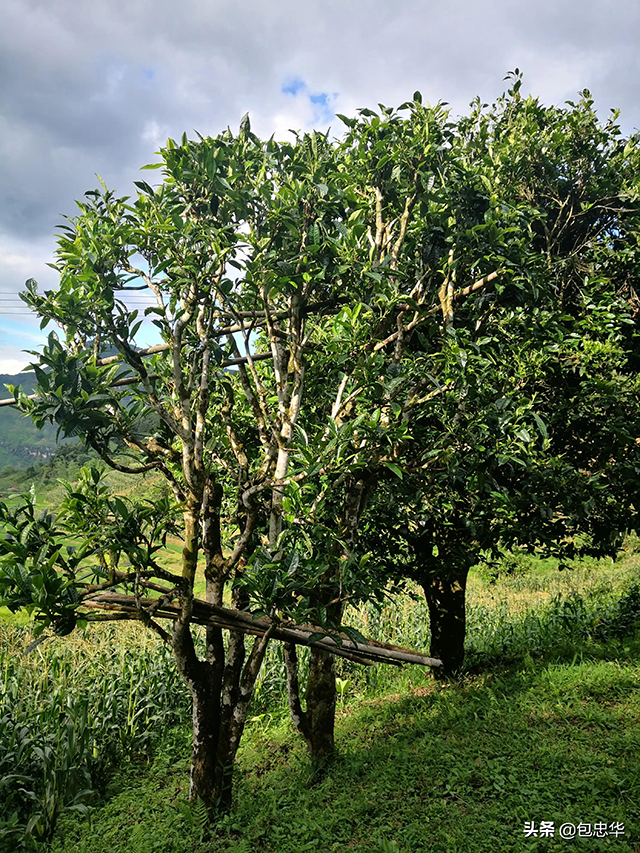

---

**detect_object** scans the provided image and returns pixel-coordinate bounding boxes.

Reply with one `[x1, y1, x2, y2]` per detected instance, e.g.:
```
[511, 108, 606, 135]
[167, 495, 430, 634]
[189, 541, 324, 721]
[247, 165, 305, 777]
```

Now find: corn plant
[0, 623, 190, 849]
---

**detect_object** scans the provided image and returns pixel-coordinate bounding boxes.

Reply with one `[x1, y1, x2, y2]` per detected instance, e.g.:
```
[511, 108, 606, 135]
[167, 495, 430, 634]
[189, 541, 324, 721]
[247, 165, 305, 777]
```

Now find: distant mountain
[0, 373, 64, 471]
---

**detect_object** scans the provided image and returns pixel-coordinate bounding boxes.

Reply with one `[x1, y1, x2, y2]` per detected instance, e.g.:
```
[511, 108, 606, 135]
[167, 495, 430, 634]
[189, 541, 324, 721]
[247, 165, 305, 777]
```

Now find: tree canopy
[2, 74, 640, 810]
[359, 76, 640, 669]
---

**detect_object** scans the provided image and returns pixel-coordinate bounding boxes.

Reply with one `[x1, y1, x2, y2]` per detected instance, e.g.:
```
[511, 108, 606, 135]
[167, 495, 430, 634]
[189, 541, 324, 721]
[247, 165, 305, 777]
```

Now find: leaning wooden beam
[83, 599, 377, 667]
[82, 592, 443, 668]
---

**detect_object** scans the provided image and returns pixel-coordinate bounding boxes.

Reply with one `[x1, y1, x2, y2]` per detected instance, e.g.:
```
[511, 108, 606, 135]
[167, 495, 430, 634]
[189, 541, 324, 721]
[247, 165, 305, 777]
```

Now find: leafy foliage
[4, 75, 640, 807]
[0, 625, 189, 849]
[354, 80, 640, 670]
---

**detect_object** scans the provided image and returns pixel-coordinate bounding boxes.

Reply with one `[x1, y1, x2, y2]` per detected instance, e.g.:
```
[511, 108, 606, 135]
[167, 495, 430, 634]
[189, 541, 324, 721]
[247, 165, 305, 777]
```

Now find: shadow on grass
[220, 634, 640, 853]
[47, 592, 640, 853]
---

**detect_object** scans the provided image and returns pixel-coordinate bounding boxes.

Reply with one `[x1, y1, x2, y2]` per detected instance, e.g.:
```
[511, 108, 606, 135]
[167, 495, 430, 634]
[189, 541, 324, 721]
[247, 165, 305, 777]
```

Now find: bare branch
[390, 191, 417, 269]
[372, 269, 502, 353]
[438, 248, 456, 328]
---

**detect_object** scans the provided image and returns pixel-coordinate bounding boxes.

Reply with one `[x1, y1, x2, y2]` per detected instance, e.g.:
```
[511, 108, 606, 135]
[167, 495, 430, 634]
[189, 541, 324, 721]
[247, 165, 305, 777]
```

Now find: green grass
[4, 544, 640, 852]
[0, 373, 62, 472]
[35, 550, 640, 853]
[0, 441, 168, 505]
[48, 650, 640, 853]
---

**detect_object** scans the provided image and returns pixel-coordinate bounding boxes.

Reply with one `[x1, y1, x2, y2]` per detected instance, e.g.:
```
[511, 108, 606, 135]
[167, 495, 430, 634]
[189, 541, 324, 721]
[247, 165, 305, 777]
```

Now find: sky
[1, 0, 639, 374]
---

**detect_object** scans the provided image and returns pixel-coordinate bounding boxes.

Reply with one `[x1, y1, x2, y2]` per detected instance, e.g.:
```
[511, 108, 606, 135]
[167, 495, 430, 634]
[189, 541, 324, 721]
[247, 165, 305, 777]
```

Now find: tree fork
[283, 644, 338, 765]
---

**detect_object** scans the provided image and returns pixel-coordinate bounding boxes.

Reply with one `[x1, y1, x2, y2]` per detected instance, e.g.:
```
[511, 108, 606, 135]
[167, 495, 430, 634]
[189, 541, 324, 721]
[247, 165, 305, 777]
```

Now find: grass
[5, 406, 638, 849]
[0, 442, 168, 505]
[0, 547, 630, 853]
[48, 651, 640, 853]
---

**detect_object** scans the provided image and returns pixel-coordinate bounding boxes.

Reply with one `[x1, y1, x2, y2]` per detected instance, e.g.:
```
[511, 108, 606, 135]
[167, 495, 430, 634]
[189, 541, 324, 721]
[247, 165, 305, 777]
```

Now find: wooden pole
[81, 592, 442, 668]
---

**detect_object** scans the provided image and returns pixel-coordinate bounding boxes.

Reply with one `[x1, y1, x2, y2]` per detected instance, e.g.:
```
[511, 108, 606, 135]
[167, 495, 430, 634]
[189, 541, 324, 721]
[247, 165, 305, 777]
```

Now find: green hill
[0, 372, 66, 472]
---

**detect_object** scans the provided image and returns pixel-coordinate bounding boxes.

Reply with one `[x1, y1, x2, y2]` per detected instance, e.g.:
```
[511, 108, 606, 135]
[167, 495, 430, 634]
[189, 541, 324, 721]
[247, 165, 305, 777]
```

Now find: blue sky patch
[282, 78, 336, 125]
[309, 92, 334, 123]
[282, 77, 306, 96]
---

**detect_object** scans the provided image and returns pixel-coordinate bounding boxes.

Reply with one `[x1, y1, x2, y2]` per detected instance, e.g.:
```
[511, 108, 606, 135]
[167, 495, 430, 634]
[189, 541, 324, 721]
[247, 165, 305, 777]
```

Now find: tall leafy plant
[2, 123, 378, 811]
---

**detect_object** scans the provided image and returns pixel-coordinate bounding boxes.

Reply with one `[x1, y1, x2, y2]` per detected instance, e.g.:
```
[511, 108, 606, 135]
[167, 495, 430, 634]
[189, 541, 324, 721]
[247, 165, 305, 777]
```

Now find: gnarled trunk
[284, 644, 337, 763]
[173, 543, 270, 816]
[177, 632, 270, 814]
[189, 664, 226, 810]
[420, 567, 469, 676]
[305, 647, 338, 760]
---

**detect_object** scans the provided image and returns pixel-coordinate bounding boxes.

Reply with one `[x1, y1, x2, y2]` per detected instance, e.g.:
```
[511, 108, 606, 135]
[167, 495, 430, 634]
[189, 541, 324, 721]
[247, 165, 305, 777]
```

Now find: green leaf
[341, 625, 366, 645]
[134, 180, 155, 196]
[307, 632, 329, 645]
[239, 113, 251, 136]
[384, 462, 403, 479]
[113, 497, 129, 518]
[533, 413, 548, 440]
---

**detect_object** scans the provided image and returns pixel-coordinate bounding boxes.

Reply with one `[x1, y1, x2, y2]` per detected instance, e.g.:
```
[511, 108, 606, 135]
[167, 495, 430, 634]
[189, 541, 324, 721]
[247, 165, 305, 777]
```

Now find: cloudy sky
[1, 0, 639, 374]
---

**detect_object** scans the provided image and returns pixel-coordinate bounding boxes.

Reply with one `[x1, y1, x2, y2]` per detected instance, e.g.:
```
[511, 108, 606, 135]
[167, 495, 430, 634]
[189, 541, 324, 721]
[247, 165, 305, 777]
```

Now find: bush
[475, 551, 535, 585]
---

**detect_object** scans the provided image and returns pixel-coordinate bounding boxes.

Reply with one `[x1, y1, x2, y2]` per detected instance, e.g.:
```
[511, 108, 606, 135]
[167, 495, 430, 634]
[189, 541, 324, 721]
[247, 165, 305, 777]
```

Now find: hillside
[0, 372, 66, 471]
[3, 549, 636, 853]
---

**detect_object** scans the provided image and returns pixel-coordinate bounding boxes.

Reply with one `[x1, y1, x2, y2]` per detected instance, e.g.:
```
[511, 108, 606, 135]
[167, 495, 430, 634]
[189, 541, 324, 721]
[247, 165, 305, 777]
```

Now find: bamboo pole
[81, 592, 442, 668]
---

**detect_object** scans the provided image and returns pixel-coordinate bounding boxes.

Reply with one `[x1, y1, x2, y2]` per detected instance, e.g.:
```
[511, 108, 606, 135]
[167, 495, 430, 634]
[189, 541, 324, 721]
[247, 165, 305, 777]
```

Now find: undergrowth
[2, 548, 640, 851]
[0, 624, 190, 850]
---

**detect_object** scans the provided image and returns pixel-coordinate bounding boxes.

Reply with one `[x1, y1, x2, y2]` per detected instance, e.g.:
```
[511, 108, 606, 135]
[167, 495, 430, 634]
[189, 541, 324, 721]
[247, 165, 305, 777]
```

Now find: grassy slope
[45, 555, 640, 853]
[49, 652, 640, 853]
[0, 443, 166, 504]
[3, 464, 639, 851]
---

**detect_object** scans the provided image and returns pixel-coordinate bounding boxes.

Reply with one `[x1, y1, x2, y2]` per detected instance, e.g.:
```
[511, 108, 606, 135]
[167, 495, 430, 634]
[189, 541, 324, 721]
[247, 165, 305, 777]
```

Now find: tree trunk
[284, 644, 337, 764]
[304, 647, 337, 761]
[421, 567, 469, 676]
[173, 609, 253, 815]
[181, 633, 269, 814]
[189, 666, 227, 811]
[283, 475, 373, 763]
[172, 488, 272, 816]
[284, 475, 375, 761]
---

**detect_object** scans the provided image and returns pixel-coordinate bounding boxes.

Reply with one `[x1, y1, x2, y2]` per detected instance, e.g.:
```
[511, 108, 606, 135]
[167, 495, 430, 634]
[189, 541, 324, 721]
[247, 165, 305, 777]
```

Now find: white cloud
[142, 119, 171, 151]
[0, 355, 32, 376]
[0, 233, 58, 292]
